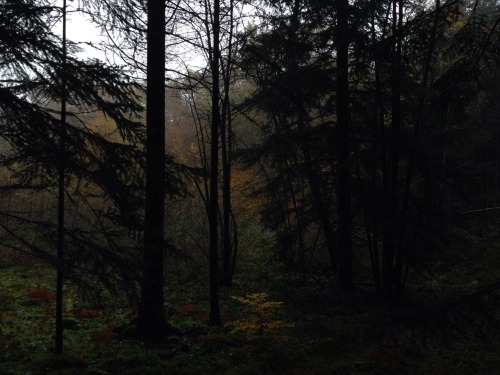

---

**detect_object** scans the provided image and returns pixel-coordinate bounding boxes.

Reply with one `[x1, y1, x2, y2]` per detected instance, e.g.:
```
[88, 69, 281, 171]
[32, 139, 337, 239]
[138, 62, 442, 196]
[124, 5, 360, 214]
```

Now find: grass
[0, 260, 499, 374]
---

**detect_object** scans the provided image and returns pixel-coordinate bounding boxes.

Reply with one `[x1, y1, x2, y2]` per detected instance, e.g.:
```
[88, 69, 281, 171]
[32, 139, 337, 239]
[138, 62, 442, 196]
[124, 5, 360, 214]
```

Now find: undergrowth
[0, 260, 499, 374]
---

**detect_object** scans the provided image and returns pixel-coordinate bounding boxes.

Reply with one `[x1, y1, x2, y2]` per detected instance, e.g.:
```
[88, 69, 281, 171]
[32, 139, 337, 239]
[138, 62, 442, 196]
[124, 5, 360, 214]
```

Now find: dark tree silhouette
[209, 0, 222, 326]
[136, 0, 173, 341]
[335, 0, 353, 290]
[55, 0, 68, 355]
[0, 0, 148, 350]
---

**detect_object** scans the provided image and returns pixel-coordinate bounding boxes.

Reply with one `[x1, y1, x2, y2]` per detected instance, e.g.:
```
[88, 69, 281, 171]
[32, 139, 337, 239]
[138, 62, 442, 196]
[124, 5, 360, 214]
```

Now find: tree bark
[209, 0, 222, 326]
[220, 0, 235, 286]
[136, 0, 170, 342]
[382, 0, 404, 300]
[336, 0, 353, 291]
[55, 0, 68, 355]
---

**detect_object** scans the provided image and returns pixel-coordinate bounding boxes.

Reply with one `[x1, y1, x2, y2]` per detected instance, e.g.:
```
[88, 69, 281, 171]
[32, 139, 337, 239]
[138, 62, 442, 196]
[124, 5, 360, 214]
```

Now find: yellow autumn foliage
[228, 293, 295, 335]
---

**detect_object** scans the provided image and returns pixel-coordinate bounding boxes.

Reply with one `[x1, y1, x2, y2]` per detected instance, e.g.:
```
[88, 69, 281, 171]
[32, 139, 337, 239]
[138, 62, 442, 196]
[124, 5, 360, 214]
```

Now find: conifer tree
[0, 0, 146, 332]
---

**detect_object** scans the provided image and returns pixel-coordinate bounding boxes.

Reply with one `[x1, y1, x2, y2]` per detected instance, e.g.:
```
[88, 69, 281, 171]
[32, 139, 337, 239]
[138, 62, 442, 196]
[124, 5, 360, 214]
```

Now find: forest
[0, 0, 500, 373]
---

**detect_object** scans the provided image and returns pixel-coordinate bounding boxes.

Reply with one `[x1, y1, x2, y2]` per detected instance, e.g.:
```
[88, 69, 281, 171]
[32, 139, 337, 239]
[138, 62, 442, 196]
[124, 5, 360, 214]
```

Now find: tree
[55, 0, 68, 354]
[335, 0, 353, 290]
[219, 0, 238, 287]
[79, 0, 194, 341]
[208, 0, 223, 326]
[346, 0, 500, 300]
[238, 0, 345, 283]
[172, 0, 246, 288]
[0, 0, 147, 351]
[380, 0, 404, 300]
[164, 0, 248, 319]
[135, 0, 173, 341]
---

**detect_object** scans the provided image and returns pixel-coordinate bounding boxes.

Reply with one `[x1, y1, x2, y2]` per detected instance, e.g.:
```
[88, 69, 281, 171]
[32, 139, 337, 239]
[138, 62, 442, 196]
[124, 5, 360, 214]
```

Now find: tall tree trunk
[209, 0, 222, 326]
[367, 0, 388, 295]
[220, 0, 236, 286]
[383, 0, 404, 300]
[55, 0, 68, 355]
[336, 0, 353, 291]
[220, 110, 232, 286]
[136, 0, 170, 342]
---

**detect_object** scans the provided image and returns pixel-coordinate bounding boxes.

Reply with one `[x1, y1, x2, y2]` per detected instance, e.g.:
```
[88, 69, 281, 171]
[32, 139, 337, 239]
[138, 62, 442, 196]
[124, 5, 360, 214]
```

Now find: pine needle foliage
[0, 0, 186, 300]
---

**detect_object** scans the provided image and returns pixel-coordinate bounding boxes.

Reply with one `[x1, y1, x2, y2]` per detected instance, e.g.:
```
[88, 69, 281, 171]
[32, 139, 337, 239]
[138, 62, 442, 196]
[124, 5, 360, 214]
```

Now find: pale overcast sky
[66, 8, 106, 60]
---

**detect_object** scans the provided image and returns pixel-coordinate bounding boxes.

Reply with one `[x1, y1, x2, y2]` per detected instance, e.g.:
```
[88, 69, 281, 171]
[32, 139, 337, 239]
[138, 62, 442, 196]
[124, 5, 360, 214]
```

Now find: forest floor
[0, 261, 499, 374]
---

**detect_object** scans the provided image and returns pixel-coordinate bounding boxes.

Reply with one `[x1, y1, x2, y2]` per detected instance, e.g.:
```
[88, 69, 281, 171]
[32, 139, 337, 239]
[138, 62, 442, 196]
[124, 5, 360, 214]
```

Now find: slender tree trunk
[209, 0, 222, 326]
[336, 0, 353, 291]
[136, 0, 170, 342]
[383, 0, 404, 300]
[369, 0, 386, 295]
[220, 1, 235, 285]
[392, 0, 405, 299]
[55, 0, 67, 355]
[220, 115, 232, 286]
